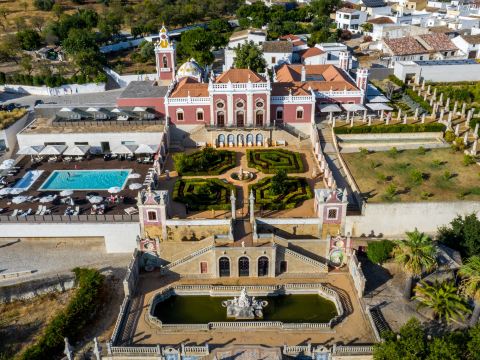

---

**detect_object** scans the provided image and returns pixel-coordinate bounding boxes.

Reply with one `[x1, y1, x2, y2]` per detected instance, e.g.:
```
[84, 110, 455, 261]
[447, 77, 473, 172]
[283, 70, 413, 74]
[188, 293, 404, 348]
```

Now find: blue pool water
[13, 170, 44, 190]
[39, 170, 131, 191]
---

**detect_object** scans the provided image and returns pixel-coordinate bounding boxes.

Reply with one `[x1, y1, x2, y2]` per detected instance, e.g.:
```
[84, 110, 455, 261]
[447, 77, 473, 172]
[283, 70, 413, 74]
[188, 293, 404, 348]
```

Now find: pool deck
[118, 271, 376, 348]
[0, 156, 152, 217]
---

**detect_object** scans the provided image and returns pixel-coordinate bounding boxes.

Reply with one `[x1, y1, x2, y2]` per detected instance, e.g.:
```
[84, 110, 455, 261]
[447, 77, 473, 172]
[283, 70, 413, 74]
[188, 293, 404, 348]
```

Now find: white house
[316, 43, 350, 65]
[261, 41, 293, 68]
[299, 47, 328, 65]
[360, 0, 392, 16]
[452, 34, 480, 58]
[394, 58, 480, 82]
[335, 8, 368, 33]
[227, 29, 267, 49]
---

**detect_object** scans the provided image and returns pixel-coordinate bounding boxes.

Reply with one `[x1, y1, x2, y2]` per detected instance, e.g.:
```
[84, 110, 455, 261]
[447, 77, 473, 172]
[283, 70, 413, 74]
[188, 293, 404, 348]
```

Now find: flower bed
[249, 176, 312, 210]
[246, 149, 304, 174]
[334, 123, 446, 134]
[173, 178, 235, 211]
[173, 148, 236, 176]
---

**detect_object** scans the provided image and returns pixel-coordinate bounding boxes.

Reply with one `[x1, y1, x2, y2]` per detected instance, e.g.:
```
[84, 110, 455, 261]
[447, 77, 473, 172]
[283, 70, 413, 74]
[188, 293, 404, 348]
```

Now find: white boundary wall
[104, 67, 157, 88]
[0, 83, 105, 96]
[346, 201, 480, 237]
[0, 222, 140, 253]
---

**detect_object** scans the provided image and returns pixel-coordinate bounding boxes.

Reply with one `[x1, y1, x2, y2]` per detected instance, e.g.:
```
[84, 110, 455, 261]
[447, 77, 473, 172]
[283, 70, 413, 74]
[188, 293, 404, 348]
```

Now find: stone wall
[165, 225, 230, 242]
[346, 201, 480, 238]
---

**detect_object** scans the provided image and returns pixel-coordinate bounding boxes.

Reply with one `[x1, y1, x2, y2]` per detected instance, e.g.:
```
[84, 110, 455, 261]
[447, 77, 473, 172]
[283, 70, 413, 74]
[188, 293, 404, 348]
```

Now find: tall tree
[459, 255, 480, 327]
[414, 280, 471, 324]
[438, 213, 480, 258]
[233, 41, 266, 73]
[177, 28, 214, 66]
[393, 229, 437, 299]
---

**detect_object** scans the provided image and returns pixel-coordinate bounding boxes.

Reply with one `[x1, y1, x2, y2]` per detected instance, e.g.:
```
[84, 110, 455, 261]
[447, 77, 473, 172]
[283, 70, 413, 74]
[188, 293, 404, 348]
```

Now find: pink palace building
[117, 26, 379, 146]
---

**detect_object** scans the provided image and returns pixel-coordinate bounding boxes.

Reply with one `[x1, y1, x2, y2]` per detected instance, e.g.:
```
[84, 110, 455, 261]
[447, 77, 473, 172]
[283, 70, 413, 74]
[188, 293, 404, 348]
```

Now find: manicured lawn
[343, 148, 480, 202]
[173, 178, 235, 211]
[249, 176, 312, 210]
[173, 148, 236, 176]
[246, 149, 304, 174]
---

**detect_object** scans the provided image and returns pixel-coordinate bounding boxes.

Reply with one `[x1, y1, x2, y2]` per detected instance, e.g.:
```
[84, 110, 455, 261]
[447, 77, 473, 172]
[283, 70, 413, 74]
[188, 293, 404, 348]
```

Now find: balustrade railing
[0, 214, 139, 223]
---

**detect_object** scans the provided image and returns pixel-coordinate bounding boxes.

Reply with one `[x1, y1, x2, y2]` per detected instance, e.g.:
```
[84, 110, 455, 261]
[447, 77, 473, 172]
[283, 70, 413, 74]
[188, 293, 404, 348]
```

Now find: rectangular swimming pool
[39, 169, 132, 191]
[13, 170, 44, 190]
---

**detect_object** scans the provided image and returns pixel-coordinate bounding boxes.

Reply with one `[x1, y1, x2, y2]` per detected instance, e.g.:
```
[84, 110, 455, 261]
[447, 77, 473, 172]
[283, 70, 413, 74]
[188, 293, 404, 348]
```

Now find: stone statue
[222, 287, 268, 319]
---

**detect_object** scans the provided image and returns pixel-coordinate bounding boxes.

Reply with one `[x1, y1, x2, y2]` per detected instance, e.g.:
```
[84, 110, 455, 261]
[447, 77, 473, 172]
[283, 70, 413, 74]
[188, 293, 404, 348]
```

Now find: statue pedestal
[222, 288, 267, 320]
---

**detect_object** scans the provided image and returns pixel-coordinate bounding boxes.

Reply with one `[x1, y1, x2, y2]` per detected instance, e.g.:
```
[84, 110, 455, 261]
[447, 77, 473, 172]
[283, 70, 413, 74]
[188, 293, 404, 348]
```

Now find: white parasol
[88, 195, 103, 204]
[128, 173, 141, 179]
[128, 183, 142, 190]
[39, 144, 67, 156]
[12, 195, 28, 204]
[39, 195, 56, 203]
[17, 145, 45, 155]
[108, 186, 121, 194]
[63, 145, 90, 156]
[134, 144, 157, 154]
[60, 190, 74, 197]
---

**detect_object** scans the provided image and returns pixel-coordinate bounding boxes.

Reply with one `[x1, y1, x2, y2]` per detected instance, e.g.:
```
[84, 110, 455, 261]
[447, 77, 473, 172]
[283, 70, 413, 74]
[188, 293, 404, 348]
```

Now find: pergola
[342, 103, 367, 125]
[366, 103, 393, 123]
[319, 104, 342, 125]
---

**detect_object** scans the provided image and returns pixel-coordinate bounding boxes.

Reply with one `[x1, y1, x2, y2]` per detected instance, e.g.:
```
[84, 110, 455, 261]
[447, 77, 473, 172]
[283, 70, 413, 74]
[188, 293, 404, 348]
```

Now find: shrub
[388, 147, 399, 158]
[334, 123, 445, 134]
[451, 137, 466, 152]
[388, 75, 405, 88]
[442, 171, 452, 181]
[409, 169, 423, 186]
[18, 268, 104, 360]
[444, 130, 456, 143]
[173, 148, 236, 176]
[417, 146, 426, 155]
[359, 147, 369, 157]
[34, 0, 54, 11]
[463, 154, 476, 166]
[172, 178, 234, 211]
[367, 240, 395, 264]
[383, 184, 397, 201]
[247, 149, 304, 174]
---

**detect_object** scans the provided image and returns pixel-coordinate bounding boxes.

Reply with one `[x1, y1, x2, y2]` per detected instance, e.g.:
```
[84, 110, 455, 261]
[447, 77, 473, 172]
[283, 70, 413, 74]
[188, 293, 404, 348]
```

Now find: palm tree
[393, 229, 437, 299]
[414, 280, 471, 324]
[458, 255, 480, 327]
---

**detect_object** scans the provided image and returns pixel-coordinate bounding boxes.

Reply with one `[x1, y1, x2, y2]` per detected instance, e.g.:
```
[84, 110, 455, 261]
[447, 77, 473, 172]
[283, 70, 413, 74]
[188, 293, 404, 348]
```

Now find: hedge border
[246, 149, 304, 174]
[334, 123, 446, 134]
[172, 178, 235, 211]
[173, 149, 236, 176]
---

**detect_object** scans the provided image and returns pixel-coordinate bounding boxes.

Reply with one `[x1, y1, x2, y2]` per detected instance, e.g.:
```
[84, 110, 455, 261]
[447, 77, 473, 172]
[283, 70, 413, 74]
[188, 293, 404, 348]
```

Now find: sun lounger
[124, 207, 138, 215]
[10, 209, 19, 217]
[39, 205, 47, 215]
[35, 205, 42, 215]
[20, 208, 32, 217]
[63, 157, 72, 162]
[73, 206, 80, 215]
[74, 156, 83, 161]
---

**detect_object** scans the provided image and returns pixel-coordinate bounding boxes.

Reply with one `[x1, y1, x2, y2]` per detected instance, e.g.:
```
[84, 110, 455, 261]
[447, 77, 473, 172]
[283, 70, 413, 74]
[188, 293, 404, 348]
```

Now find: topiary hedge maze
[174, 148, 236, 176]
[173, 178, 235, 211]
[249, 176, 312, 210]
[246, 149, 304, 174]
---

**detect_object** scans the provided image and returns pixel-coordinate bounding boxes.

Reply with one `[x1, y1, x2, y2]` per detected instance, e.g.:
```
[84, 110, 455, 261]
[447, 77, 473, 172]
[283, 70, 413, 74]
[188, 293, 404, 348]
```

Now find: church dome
[176, 59, 203, 80]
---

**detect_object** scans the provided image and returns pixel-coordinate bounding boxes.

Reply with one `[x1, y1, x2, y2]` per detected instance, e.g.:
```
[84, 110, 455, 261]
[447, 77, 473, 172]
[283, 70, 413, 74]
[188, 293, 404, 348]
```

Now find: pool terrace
[0, 156, 154, 221]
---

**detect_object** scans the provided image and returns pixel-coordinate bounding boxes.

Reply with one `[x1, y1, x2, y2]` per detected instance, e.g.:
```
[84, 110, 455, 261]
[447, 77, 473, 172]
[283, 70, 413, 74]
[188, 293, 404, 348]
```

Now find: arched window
[255, 99, 264, 108]
[236, 111, 245, 127]
[258, 256, 269, 277]
[217, 111, 225, 127]
[237, 134, 244, 145]
[238, 257, 249, 277]
[176, 109, 184, 121]
[216, 101, 225, 109]
[236, 101, 245, 109]
[218, 134, 225, 145]
[196, 109, 204, 121]
[227, 134, 235, 145]
[255, 110, 264, 127]
[219, 257, 230, 277]
[256, 133, 263, 144]
[296, 107, 304, 120]
[162, 55, 168, 68]
[246, 133, 254, 145]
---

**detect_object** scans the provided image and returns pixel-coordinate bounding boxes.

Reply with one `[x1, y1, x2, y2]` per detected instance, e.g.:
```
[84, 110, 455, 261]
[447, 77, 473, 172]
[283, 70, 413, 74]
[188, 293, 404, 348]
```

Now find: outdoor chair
[10, 209, 19, 217]
[35, 205, 42, 215]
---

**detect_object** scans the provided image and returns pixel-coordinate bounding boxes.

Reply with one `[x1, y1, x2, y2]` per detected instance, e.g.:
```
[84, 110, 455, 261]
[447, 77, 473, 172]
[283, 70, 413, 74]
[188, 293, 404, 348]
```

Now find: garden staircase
[162, 243, 215, 273]
[276, 244, 328, 273]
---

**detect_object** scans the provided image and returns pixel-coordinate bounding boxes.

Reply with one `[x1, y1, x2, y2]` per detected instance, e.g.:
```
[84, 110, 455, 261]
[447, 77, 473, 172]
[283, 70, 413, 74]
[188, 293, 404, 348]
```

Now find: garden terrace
[249, 176, 313, 210]
[174, 148, 236, 176]
[0, 108, 27, 130]
[246, 149, 304, 174]
[334, 123, 446, 134]
[172, 178, 235, 211]
[343, 148, 480, 202]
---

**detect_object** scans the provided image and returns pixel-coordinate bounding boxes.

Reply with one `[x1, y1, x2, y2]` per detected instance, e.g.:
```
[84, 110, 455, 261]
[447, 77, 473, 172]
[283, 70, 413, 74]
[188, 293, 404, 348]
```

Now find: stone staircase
[162, 244, 215, 272]
[369, 306, 390, 334]
[277, 245, 328, 273]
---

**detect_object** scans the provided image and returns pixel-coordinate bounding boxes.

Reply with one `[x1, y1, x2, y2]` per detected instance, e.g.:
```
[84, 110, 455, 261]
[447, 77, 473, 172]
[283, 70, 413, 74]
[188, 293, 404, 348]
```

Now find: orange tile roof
[170, 77, 209, 98]
[298, 47, 325, 59]
[272, 82, 311, 96]
[279, 34, 307, 47]
[215, 69, 266, 83]
[274, 64, 359, 92]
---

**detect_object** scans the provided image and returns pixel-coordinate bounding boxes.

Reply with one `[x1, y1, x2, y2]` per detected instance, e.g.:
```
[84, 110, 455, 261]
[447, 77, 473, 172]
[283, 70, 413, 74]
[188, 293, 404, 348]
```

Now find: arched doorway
[217, 111, 225, 127]
[238, 257, 249, 277]
[256, 133, 263, 145]
[217, 134, 225, 146]
[246, 133, 253, 145]
[255, 111, 264, 127]
[219, 257, 230, 277]
[237, 134, 244, 145]
[258, 256, 269, 277]
[236, 111, 245, 127]
[227, 134, 235, 146]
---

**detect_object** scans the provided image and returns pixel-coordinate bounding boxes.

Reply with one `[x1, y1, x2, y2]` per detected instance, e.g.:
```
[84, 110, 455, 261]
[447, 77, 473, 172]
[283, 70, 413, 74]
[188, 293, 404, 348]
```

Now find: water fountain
[230, 166, 254, 182]
[221, 288, 268, 320]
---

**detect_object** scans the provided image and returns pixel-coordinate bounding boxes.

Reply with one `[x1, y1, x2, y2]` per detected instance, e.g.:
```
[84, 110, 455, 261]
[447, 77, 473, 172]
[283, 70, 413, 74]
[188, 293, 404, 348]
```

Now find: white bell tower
[155, 25, 176, 82]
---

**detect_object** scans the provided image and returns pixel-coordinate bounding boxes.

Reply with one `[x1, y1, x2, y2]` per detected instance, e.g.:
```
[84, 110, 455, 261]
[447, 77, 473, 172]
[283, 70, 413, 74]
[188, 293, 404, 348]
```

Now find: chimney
[301, 66, 306, 82]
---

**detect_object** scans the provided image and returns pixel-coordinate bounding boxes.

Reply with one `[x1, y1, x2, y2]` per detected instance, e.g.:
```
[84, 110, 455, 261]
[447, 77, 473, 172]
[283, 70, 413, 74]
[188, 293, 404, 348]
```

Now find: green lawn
[343, 148, 480, 202]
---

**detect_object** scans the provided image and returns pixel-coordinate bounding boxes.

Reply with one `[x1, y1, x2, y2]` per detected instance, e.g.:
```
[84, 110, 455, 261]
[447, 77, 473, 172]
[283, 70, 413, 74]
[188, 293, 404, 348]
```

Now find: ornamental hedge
[174, 148, 236, 176]
[334, 123, 446, 134]
[246, 149, 304, 174]
[18, 268, 105, 360]
[249, 176, 312, 210]
[173, 178, 234, 211]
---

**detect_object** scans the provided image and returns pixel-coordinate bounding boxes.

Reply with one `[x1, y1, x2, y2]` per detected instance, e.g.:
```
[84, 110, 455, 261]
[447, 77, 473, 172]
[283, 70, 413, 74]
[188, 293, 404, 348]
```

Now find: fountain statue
[238, 166, 244, 181]
[222, 287, 268, 319]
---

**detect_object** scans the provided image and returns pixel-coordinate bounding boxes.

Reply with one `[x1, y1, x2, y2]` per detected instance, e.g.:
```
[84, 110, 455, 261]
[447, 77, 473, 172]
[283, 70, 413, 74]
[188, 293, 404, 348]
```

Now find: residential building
[261, 41, 294, 68]
[298, 47, 328, 65]
[452, 34, 480, 57]
[360, 0, 392, 16]
[394, 58, 480, 82]
[335, 8, 369, 33]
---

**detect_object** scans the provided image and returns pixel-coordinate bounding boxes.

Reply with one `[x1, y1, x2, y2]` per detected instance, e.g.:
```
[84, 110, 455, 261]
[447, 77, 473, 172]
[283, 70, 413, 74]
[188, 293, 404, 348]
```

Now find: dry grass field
[343, 148, 480, 202]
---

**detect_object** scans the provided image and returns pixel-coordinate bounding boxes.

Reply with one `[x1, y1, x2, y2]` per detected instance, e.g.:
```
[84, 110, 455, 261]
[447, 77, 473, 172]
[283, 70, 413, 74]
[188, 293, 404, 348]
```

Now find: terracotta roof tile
[298, 47, 325, 58]
[337, 7, 358, 13]
[461, 34, 480, 45]
[418, 33, 458, 51]
[367, 16, 394, 24]
[384, 37, 427, 56]
[170, 77, 209, 98]
[215, 69, 266, 83]
[262, 41, 293, 53]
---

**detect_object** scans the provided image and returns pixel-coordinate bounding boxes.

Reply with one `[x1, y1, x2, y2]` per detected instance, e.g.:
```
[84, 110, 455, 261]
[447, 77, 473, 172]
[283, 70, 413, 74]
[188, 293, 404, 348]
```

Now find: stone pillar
[346, 111, 350, 125]
[421, 113, 426, 124]
[471, 138, 478, 156]
[64, 338, 73, 360]
[474, 123, 479, 137]
[397, 108, 401, 121]
[414, 108, 419, 121]
[246, 92, 254, 126]
[427, 84, 431, 95]
[403, 114, 407, 124]
[368, 115, 372, 126]
[464, 131, 469, 145]
[93, 338, 102, 360]
[467, 109, 473, 127]
[230, 190, 236, 220]
[363, 109, 367, 123]
[445, 97, 450, 110]
[380, 109, 384, 122]
[433, 88, 437, 98]
[461, 103, 467, 119]
[249, 190, 255, 224]
[421, 79, 425, 90]
[439, 93, 444, 105]
[332, 116, 336, 128]
[447, 111, 453, 129]
[455, 123, 460, 136]
[453, 101, 458, 115]
[350, 112, 354, 127]
[429, 97, 434, 106]
[423, 92, 427, 101]
[439, 109, 445, 123]
[418, 88, 422, 96]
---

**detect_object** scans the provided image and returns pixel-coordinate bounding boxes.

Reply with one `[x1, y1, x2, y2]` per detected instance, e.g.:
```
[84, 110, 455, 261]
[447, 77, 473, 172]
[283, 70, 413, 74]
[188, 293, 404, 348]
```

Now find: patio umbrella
[0, 188, 12, 195]
[111, 144, 138, 155]
[17, 145, 44, 156]
[12, 195, 28, 204]
[39, 144, 67, 156]
[128, 173, 141, 179]
[10, 188, 25, 195]
[60, 190, 74, 197]
[108, 186, 121, 194]
[39, 195, 56, 203]
[134, 144, 157, 154]
[0, 159, 15, 170]
[88, 195, 103, 204]
[129, 183, 142, 190]
[63, 145, 90, 156]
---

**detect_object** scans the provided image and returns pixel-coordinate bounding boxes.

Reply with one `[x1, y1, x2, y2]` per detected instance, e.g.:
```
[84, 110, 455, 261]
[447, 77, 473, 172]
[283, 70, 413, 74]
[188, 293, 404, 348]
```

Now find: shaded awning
[111, 144, 138, 154]
[366, 103, 393, 111]
[135, 144, 158, 154]
[342, 104, 367, 112]
[319, 104, 342, 113]
[367, 95, 390, 103]
[39, 144, 67, 155]
[17, 145, 45, 155]
[64, 145, 91, 156]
